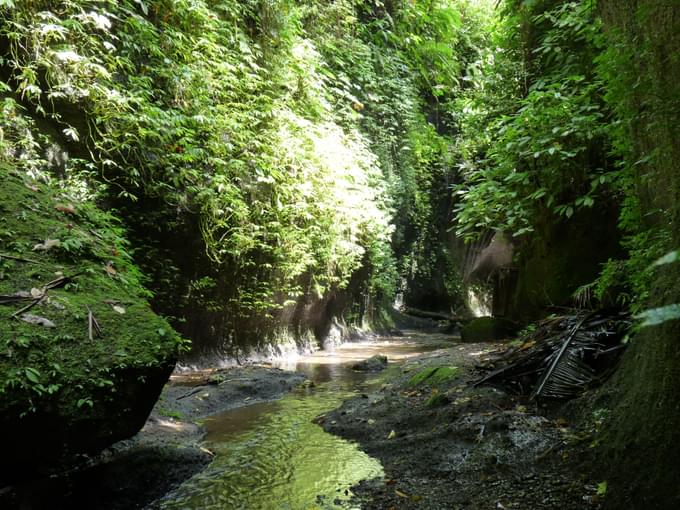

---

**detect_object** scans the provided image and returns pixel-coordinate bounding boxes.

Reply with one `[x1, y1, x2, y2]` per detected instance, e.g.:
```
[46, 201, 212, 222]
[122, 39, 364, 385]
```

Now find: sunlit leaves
[453, 0, 612, 239]
[0, 0, 473, 323]
[636, 305, 680, 327]
[652, 250, 679, 267]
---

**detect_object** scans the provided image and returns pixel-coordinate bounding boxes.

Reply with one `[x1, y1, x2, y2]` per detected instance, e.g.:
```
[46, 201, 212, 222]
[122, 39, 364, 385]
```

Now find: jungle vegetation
[1, 0, 679, 506]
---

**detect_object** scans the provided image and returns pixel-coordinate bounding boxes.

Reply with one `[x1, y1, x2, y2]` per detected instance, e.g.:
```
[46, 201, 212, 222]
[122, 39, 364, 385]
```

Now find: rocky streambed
[3, 332, 607, 509]
[322, 343, 607, 509]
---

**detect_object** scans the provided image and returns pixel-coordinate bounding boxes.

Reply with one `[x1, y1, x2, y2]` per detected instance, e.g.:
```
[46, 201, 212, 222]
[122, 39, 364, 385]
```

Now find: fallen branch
[176, 387, 204, 401]
[86, 305, 103, 340]
[0, 293, 34, 305]
[530, 312, 594, 400]
[474, 310, 631, 400]
[88, 308, 93, 341]
[402, 306, 461, 322]
[11, 297, 45, 319]
[6, 273, 80, 320]
[43, 275, 75, 291]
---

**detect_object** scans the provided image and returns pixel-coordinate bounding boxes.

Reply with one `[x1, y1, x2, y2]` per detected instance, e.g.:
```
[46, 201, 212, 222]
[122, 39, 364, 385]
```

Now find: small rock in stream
[352, 355, 388, 372]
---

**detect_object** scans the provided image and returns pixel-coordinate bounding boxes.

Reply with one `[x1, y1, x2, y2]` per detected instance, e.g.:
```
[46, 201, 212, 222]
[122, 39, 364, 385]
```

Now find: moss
[425, 391, 450, 408]
[407, 366, 459, 387]
[0, 165, 183, 419]
[593, 2, 680, 507]
[157, 408, 185, 421]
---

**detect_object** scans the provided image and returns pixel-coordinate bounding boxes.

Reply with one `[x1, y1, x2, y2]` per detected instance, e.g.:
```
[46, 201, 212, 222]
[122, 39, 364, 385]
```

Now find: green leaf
[596, 481, 608, 497]
[25, 367, 40, 384]
[636, 304, 680, 327]
[134, 0, 149, 15]
[63, 127, 80, 142]
[77, 398, 94, 409]
[652, 250, 679, 267]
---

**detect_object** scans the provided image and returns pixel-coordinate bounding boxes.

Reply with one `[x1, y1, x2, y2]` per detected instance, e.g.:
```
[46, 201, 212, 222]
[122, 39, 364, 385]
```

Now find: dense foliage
[3, 0, 680, 504]
[1, 0, 492, 352]
[453, 1, 613, 238]
[449, 0, 672, 317]
[2, 0, 676, 342]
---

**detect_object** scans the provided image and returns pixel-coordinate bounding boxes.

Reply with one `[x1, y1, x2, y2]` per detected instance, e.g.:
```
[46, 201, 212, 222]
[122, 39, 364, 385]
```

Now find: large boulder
[460, 316, 516, 342]
[0, 167, 182, 483]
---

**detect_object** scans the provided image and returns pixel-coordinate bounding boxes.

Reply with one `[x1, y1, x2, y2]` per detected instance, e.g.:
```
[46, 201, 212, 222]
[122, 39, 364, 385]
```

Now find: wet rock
[1, 361, 175, 486]
[407, 366, 459, 387]
[460, 317, 516, 342]
[352, 355, 388, 372]
[207, 374, 226, 385]
[322, 343, 598, 510]
[3, 445, 211, 510]
[3, 364, 307, 509]
[160, 367, 306, 420]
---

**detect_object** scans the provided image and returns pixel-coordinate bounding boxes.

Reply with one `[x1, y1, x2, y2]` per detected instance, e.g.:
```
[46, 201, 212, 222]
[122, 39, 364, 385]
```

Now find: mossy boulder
[0, 167, 183, 483]
[407, 366, 459, 387]
[352, 354, 388, 372]
[460, 316, 516, 342]
[425, 390, 450, 408]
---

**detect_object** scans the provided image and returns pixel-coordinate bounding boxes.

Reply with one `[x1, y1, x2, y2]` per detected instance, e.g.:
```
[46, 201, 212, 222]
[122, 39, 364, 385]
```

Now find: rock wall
[507, 202, 623, 322]
[595, 1, 680, 507]
[452, 209, 622, 324]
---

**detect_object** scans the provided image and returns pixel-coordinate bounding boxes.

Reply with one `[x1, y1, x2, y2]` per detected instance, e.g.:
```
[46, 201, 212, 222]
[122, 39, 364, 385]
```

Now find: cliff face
[595, 2, 680, 508]
[0, 166, 182, 483]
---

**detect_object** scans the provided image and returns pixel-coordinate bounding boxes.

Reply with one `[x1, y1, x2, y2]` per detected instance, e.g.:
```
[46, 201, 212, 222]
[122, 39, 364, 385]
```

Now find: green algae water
[156, 386, 381, 509]
[155, 334, 454, 510]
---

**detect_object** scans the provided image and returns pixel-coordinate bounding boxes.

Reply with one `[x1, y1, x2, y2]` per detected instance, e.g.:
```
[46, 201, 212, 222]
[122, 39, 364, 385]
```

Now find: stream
[154, 332, 456, 510]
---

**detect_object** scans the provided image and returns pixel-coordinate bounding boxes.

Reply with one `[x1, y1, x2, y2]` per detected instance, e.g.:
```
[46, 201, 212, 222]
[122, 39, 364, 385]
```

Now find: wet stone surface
[3, 335, 604, 509]
[321, 345, 603, 509]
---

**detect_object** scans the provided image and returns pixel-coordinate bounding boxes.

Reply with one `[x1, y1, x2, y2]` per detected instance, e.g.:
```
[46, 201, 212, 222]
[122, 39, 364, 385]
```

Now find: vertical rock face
[0, 168, 181, 483]
[453, 213, 622, 322]
[507, 203, 623, 321]
[596, 2, 680, 508]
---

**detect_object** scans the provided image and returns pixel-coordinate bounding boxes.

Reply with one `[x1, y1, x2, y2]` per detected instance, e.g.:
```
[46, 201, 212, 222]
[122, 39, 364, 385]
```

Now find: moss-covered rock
[460, 316, 515, 342]
[425, 390, 450, 408]
[351, 354, 388, 372]
[407, 366, 459, 387]
[0, 166, 183, 483]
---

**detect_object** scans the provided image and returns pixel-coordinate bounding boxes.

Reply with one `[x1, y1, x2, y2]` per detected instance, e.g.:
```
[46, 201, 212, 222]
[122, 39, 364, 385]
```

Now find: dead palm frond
[475, 310, 630, 400]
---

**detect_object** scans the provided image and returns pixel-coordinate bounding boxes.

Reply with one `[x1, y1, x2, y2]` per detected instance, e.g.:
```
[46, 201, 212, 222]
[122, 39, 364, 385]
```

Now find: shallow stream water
[155, 332, 456, 510]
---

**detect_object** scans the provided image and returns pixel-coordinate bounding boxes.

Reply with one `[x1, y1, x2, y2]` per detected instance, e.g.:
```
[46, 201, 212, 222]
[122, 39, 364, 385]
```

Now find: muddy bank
[322, 344, 605, 509]
[1, 365, 305, 510]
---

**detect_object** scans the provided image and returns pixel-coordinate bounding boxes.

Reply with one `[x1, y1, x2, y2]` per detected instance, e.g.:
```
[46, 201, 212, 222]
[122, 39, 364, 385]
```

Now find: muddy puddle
[153, 332, 456, 510]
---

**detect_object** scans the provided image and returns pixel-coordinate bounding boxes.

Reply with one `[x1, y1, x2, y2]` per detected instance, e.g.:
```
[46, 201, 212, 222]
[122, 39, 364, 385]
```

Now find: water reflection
[155, 332, 457, 510]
